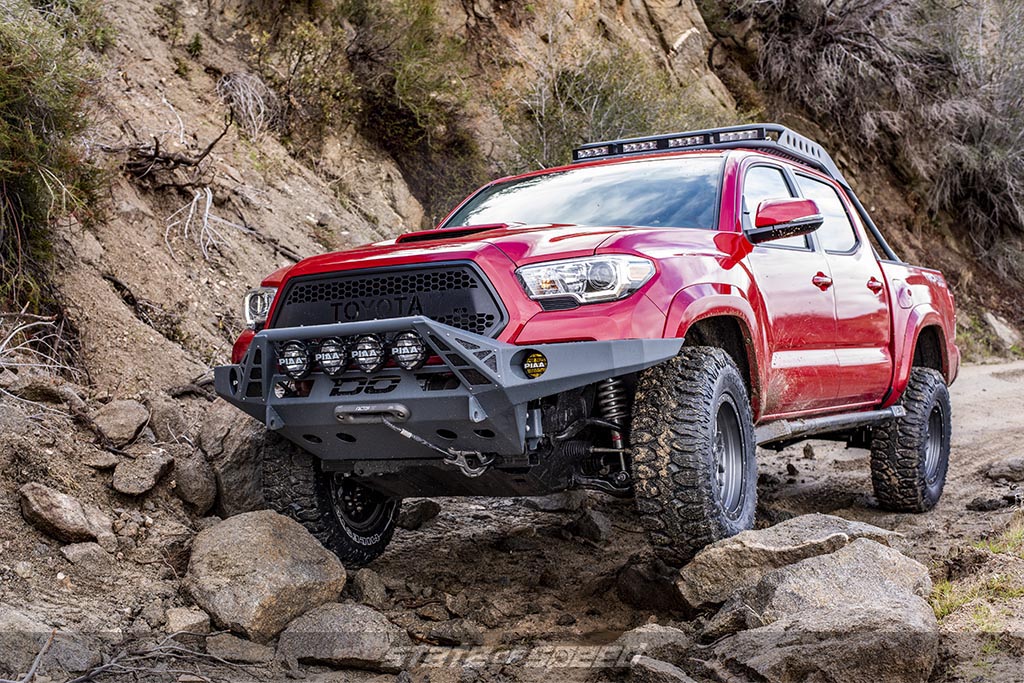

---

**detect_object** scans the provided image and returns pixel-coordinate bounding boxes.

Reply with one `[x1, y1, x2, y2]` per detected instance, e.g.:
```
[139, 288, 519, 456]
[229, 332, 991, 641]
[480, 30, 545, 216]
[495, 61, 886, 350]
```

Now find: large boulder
[630, 655, 700, 683]
[172, 449, 218, 514]
[183, 510, 346, 643]
[91, 399, 149, 447]
[146, 393, 187, 443]
[614, 624, 694, 663]
[0, 604, 101, 677]
[396, 499, 441, 530]
[986, 456, 1024, 482]
[705, 539, 937, 683]
[678, 513, 900, 608]
[19, 483, 115, 548]
[277, 603, 411, 672]
[198, 401, 265, 516]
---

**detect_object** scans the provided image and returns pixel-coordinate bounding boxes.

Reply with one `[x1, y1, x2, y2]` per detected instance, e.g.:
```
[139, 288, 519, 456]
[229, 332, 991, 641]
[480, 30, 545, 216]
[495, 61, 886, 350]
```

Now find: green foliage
[253, 17, 358, 146]
[931, 574, 1024, 620]
[186, 32, 203, 58]
[973, 512, 1024, 558]
[505, 40, 739, 171]
[0, 1, 102, 310]
[249, 0, 483, 222]
[31, 0, 116, 51]
[155, 0, 184, 47]
[342, 0, 484, 222]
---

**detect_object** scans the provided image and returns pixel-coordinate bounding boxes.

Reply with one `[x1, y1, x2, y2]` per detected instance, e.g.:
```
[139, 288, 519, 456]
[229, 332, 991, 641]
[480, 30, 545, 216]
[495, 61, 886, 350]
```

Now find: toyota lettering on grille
[331, 295, 426, 322]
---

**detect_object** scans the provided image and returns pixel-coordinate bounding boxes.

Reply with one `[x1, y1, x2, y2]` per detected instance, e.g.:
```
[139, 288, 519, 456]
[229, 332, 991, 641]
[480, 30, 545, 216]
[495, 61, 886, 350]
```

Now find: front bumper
[214, 316, 682, 464]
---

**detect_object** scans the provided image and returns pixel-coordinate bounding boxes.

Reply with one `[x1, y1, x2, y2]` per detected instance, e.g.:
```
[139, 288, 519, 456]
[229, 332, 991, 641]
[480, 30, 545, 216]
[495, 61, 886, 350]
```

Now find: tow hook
[379, 418, 494, 478]
[443, 450, 495, 478]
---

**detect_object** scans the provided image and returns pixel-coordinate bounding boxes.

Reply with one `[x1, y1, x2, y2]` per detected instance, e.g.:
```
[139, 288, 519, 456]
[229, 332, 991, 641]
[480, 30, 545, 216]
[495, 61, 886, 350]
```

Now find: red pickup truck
[216, 124, 959, 566]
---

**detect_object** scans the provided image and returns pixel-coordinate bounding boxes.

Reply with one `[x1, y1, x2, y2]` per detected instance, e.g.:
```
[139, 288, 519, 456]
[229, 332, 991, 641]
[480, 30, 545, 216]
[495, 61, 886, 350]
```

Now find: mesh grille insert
[273, 264, 506, 337]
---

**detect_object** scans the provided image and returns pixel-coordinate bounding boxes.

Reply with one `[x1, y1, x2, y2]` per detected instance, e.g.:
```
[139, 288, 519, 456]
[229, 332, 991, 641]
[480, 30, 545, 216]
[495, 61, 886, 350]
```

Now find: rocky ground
[0, 359, 1022, 682]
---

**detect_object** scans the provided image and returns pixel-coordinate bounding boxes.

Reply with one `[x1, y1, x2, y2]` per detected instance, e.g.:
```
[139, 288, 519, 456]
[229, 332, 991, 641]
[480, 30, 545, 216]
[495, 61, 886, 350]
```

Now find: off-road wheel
[631, 347, 757, 566]
[262, 438, 401, 567]
[870, 367, 951, 512]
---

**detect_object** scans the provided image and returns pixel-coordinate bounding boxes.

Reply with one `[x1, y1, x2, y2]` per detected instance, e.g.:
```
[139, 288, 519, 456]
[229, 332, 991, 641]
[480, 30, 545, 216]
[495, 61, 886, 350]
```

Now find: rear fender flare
[885, 305, 949, 406]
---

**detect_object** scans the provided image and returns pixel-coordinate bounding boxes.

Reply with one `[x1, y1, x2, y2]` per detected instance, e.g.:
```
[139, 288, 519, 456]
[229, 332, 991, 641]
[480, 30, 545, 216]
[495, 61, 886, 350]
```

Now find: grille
[273, 264, 506, 337]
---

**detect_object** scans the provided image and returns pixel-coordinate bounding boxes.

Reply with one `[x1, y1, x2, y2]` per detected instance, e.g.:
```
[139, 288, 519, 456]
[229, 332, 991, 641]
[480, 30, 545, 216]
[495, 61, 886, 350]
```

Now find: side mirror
[747, 198, 823, 245]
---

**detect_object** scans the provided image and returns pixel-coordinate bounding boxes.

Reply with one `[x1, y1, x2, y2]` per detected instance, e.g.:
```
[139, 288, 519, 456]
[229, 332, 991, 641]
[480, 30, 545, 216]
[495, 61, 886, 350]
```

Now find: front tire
[870, 367, 951, 512]
[262, 438, 400, 567]
[631, 347, 757, 566]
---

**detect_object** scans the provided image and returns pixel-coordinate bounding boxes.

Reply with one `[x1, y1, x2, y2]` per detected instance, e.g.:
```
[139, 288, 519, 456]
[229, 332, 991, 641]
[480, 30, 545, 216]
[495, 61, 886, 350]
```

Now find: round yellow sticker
[523, 352, 548, 379]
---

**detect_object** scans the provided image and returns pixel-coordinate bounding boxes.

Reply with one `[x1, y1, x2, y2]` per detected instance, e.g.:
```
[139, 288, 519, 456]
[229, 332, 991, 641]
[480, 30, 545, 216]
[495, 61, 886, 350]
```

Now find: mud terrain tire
[870, 367, 951, 512]
[631, 346, 757, 566]
[262, 436, 400, 567]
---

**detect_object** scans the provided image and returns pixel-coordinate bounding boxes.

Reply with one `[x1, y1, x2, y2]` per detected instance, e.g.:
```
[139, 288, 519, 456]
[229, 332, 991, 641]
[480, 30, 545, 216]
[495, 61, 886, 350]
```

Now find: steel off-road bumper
[214, 316, 681, 468]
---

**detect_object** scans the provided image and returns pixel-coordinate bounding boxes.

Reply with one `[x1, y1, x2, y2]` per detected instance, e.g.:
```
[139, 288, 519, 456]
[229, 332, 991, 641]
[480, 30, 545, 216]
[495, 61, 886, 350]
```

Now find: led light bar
[668, 135, 706, 148]
[621, 140, 658, 153]
[574, 146, 610, 160]
[717, 129, 763, 143]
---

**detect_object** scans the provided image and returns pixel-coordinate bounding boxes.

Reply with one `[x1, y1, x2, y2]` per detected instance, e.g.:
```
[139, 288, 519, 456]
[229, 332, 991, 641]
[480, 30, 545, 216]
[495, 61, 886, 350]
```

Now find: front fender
[663, 283, 765, 417]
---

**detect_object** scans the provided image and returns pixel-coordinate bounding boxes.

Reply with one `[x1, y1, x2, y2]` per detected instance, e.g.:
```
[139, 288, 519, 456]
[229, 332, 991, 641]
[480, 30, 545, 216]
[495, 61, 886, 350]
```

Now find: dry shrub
[704, 0, 1024, 279]
[216, 72, 281, 140]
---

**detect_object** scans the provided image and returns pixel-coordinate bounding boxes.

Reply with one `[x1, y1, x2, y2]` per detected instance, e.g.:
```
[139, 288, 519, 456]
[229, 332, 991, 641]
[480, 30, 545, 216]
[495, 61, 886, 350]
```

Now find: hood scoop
[395, 223, 509, 244]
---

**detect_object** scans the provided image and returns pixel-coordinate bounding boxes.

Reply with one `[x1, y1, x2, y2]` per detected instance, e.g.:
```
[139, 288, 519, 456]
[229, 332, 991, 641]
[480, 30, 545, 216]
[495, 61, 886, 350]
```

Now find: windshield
[443, 156, 724, 230]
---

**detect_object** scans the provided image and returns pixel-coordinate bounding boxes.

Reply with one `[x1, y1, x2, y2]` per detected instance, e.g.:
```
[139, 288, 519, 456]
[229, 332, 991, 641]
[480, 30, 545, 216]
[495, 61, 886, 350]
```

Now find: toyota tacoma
[215, 124, 959, 567]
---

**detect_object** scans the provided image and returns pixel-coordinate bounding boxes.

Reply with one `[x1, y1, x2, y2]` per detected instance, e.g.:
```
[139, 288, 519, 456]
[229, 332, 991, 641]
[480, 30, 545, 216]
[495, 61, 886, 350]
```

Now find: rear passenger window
[796, 175, 858, 253]
[742, 166, 808, 249]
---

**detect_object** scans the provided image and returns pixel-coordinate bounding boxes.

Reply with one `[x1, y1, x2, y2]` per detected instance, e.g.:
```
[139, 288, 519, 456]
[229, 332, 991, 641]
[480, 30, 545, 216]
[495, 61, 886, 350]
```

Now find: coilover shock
[596, 377, 630, 452]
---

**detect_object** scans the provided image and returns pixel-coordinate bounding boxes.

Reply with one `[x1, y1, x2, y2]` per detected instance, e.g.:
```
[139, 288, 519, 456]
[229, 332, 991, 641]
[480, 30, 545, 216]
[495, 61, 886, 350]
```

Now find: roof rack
[571, 124, 900, 262]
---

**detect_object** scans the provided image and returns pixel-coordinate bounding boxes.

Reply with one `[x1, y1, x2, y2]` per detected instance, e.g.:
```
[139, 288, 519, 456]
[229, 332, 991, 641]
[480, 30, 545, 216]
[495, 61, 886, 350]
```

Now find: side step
[755, 405, 906, 448]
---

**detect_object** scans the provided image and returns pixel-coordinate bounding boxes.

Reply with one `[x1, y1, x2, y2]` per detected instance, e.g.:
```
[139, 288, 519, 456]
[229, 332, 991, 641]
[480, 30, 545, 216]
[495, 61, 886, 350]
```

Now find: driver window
[743, 166, 809, 249]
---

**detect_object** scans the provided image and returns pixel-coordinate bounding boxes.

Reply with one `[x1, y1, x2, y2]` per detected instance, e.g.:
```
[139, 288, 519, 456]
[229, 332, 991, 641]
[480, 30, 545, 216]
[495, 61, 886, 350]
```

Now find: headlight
[516, 256, 655, 305]
[243, 287, 277, 329]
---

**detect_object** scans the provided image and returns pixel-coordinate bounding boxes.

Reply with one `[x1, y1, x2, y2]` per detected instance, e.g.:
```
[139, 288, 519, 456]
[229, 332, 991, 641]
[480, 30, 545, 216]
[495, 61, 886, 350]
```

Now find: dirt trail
[371, 361, 1024, 656]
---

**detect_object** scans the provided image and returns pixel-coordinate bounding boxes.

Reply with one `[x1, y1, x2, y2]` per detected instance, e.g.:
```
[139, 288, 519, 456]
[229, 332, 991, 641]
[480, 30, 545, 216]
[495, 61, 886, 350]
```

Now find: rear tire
[262, 437, 400, 567]
[631, 347, 757, 566]
[870, 367, 951, 512]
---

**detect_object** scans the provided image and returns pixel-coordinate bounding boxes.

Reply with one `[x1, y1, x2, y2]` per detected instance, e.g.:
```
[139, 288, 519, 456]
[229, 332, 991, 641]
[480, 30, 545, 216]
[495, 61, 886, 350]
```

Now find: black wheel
[870, 367, 951, 512]
[262, 435, 400, 567]
[631, 346, 757, 566]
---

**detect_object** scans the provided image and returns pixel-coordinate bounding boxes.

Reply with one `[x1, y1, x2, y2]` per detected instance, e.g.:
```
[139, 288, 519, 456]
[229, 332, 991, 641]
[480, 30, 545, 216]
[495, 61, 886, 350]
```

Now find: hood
[267, 224, 629, 285]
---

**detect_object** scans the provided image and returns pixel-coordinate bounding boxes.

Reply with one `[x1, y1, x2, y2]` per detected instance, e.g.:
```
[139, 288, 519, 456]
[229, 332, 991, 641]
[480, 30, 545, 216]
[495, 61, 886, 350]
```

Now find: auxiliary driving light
[351, 334, 386, 373]
[390, 331, 428, 371]
[279, 340, 312, 380]
[316, 337, 348, 377]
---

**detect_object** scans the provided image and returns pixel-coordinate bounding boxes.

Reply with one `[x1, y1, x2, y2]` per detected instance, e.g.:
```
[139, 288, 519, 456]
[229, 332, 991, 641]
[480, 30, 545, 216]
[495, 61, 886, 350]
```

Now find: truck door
[794, 173, 893, 406]
[741, 164, 839, 416]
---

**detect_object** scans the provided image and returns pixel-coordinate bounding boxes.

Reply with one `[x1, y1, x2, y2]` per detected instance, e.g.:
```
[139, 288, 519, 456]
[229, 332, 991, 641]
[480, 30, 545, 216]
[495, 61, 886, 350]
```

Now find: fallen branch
[100, 111, 233, 181]
[0, 629, 55, 683]
[65, 631, 261, 683]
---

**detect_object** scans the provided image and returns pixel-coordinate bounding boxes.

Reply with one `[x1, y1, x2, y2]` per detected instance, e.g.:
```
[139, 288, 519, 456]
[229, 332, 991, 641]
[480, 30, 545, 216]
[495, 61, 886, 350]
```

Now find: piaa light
[279, 340, 312, 380]
[316, 338, 348, 377]
[351, 334, 386, 373]
[390, 331, 428, 371]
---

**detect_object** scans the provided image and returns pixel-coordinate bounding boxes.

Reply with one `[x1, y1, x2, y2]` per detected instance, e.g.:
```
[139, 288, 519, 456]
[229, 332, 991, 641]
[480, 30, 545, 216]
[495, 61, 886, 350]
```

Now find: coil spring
[596, 377, 629, 428]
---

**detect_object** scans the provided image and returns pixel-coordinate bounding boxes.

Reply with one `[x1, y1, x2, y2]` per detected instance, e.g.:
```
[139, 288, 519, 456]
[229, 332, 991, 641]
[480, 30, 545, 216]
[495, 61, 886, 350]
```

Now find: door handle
[811, 272, 833, 291]
[867, 277, 884, 294]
